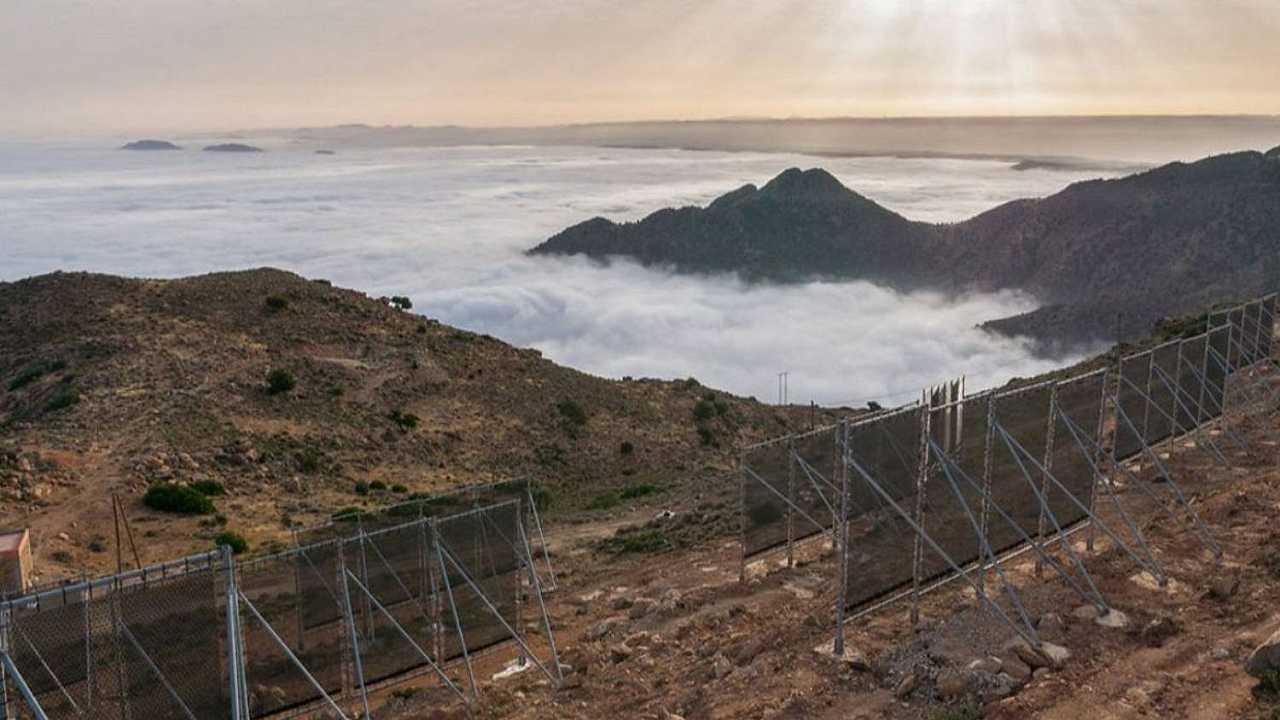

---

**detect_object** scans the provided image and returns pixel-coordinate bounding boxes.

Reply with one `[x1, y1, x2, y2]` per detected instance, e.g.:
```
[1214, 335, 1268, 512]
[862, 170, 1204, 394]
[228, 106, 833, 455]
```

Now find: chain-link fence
[2, 499, 558, 719]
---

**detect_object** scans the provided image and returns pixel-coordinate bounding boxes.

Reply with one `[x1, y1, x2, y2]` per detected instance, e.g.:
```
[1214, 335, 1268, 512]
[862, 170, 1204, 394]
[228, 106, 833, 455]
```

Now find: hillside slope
[0, 269, 823, 581]
[532, 147, 1280, 347]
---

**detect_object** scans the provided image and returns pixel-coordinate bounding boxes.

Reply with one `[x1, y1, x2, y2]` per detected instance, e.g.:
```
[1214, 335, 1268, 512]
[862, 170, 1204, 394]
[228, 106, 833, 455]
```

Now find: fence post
[1035, 384, 1058, 577]
[910, 395, 931, 628]
[978, 394, 995, 588]
[786, 437, 796, 568]
[834, 418, 850, 656]
[738, 449, 747, 583]
[1087, 370, 1110, 553]
[222, 546, 245, 720]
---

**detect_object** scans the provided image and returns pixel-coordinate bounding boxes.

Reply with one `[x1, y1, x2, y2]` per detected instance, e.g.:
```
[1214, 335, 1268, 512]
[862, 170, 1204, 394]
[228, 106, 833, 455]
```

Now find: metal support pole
[515, 518, 563, 683]
[833, 419, 850, 656]
[910, 397, 930, 628]
[978, 395, 996, 587]
[435, 525, 479, 702]
[786, 438, 796, 568]
[525, 484, 557, 592]
[0, 654, 49, 720]
[238, 592, 351, 720]
[223, 548, 244, 720]
[1034, 385, 1058, 577]
[738, 451, 748, 584]
[1086, 370, 1109, 552]
[339, 545, 372, 720]
[844, 452, 1040, 649]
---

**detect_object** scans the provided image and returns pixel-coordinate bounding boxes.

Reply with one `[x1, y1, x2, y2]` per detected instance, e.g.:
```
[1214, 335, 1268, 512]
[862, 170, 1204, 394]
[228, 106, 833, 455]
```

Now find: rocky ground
[367, 399, 1280, 720]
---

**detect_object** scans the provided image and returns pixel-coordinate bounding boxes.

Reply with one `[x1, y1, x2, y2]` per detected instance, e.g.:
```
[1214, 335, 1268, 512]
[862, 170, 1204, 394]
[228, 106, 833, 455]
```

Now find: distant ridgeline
[530, 146, 1280, 352]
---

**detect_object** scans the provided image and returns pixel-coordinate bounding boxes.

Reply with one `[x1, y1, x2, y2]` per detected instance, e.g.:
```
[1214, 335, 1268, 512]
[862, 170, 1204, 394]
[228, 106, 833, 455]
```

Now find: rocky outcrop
[1246, 626, 1280, 679]
[202, 143, 264, 153]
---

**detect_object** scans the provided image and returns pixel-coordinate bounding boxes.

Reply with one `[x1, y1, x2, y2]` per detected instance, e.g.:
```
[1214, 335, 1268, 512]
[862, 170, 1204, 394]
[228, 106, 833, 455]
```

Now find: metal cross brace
[238, 591, 352, 720]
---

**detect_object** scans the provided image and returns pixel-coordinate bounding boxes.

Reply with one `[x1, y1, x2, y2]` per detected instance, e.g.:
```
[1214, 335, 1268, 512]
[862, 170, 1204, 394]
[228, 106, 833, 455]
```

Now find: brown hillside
[0, 269, 833, 583]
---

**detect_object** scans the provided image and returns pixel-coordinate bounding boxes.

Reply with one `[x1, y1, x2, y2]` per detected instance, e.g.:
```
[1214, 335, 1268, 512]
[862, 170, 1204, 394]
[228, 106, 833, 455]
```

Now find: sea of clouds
[0, 139, 1121, 404]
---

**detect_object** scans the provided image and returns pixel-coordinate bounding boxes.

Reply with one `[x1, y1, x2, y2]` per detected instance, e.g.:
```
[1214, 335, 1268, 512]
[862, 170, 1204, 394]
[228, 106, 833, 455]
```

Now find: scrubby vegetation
[190, 479, 225, 496]
[388, 409, 420, 430]
[266, 368, 296, 395]
[599, 529, 670, 555]
[7, 359, 66, 392]
[144, 483, 215, 514]
[214, 530, 249, 554]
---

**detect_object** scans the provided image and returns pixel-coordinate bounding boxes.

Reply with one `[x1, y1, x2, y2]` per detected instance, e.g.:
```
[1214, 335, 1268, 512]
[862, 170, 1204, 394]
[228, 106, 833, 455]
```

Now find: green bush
[928, 703, 981, 720]
[556, 400, 588, 426]
[692, 399, 716, 422]
[190, 480, 225, 496]
[332, 507, 363, 522]
[45, 389, 80, 412]
[390, 295, 413, 311]
[599, 529, 670, 555]
[295, 448, 323, 474]
[144, 483, 215, 515]
[391, 483, 408, 493]
[264, 295, 288, 311]
[369, 480, 388, 492]
[697, 427, 715, 446]
[266, 369, 296, 395]
[620, 441, 634, 455]
[587, 493, 620, 511]
[388, 409, 419, 430]
[214, 531, 249, 555]
[620, 484, 660, 500]
[8, 359, 66, 392]
[354, 481, 370, 495]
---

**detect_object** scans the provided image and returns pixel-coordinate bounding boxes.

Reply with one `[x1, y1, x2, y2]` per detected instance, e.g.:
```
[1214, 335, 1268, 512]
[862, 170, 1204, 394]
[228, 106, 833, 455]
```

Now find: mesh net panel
[1145, 342, 1180, 446]
[791, 425, 840, 542]
[435, 503, 521, 662]
[1261, 296, 1277, 360]
[1228, 307, 1246, 370]
[1114, 352, 1151, 461]
[346, 520, 437, 687]
[239, 551, 344, 717]
[919, 398, 988, 584]
[6, 591, 92, 718]
[843, 406, 922, 609]
[741, 438, 791, 557]
[1240, 301, 1263, 366]
[1204, 324, 1231, 419]
[294, 537, 344, 632]
[1174, 336, 1209, 430]
[115, 570, 224, 720]
[987, 385, 1051, 555]
[1047, 372, 1106, 531]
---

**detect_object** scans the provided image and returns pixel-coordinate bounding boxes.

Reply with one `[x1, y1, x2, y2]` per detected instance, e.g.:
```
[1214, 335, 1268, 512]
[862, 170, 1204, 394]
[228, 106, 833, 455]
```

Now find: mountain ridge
[531, 146, 1280, 347]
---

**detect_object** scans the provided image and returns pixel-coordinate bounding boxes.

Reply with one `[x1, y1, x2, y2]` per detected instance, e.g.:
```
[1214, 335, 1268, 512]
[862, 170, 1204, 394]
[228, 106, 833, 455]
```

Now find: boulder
[1208, 575, 1240, 601]
[893, 669, 919, 699]
[935, 669, 971, 699]
[1246, 627, 1280, 679]
[967, 657, 1002, 675]
[1095, 609, 1129, 629]
[1071, 604, 1101, 621]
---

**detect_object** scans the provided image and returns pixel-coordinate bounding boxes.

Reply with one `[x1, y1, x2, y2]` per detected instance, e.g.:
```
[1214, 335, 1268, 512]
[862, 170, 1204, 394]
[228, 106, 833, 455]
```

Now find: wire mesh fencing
[2, 499, 559, 719]
[742, 289, 1278, 656]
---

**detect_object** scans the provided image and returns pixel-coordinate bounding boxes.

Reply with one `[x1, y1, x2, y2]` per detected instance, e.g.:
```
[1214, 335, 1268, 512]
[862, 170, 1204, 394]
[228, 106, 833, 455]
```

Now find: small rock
[1095, 609, 1129, 629]
[1037, 612, 1066, 640]
[56, 532, 71, 542]
[1208, 575, 1240, 601]
[935, 668, 971, 699]
[586, 620, 616, 641]
[731, 637, 766, 666]
[999, 656, 1031, 685]
[628, 599, 656, 620]
[1033, 667, 1050, 680]
[610, 595, 634, 611]
[983, 673, 1019, 701]
[1246, 626, 1280, 679]
[893, 670, 918, 699]
[1071, 604, 1101, 621]
[711, 653, 733, 680]
[1140, 616, 1180, 647]
[608, 643, 632, 664]
[967, 657, 1002, 675]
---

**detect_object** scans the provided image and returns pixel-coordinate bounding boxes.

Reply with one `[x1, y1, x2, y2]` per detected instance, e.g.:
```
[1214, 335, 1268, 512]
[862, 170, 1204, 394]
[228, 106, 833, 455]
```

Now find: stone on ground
[1246, 627, 1280, 679]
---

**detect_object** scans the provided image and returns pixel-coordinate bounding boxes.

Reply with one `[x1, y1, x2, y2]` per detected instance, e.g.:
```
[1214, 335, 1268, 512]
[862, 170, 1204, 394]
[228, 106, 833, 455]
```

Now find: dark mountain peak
[706, 183, 758, 211]
[1267, 145, 1280, 159]
[760, 167, 848, 199]
[120, 139, 181, 151]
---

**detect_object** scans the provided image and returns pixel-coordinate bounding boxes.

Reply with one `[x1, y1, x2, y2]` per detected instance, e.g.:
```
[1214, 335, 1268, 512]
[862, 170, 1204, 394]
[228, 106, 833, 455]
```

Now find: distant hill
[120, 140, 181, 151]
[0, 270, 826, 575]
[531, 147, 1280, 348]
[203, 143, 263, 153]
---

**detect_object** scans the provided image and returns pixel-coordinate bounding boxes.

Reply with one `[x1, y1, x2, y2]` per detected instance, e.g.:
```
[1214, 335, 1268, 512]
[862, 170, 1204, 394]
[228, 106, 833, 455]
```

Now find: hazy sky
[3, 0, 1279, 136]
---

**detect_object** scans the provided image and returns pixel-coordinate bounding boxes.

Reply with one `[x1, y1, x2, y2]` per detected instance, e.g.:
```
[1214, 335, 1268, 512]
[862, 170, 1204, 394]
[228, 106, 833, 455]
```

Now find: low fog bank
[265, 115, 1280, 167]
[1, 141, 1100, 402]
